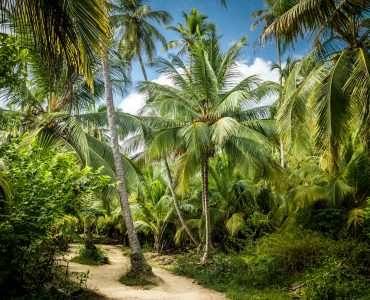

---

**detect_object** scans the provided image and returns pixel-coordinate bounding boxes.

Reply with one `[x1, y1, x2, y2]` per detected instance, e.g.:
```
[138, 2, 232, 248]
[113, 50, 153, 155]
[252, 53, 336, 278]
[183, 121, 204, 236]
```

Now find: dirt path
[65, 244, 227, 300]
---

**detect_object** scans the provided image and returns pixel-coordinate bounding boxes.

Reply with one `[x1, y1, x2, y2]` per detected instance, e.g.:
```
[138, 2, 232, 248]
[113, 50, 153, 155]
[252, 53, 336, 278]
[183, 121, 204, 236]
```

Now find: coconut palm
[261, 0, 369, 47]
[0, 0, 110, 83]
[101, 47, 151, 273]
[251, 0, 297, 168]
[271, 57, 301, 84]
[209, 156, 279, 239]
[139, 33, 280, 262]
[131, 166, 174, 253]
[269, 0, 370, 170]
[111, 0, 171, 80]
[123, 123, 201, 247]
[165, 8, 214, 56]
[276, 139, 370, 235]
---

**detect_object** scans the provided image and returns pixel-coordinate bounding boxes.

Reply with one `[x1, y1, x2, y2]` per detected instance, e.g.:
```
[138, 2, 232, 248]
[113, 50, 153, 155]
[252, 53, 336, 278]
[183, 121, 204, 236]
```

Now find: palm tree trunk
[154, 232, 162, 253]
[276, 38, 285, 168]
[138, 52, 148, 81]
[101, 48, 151, 274]
[201, 157, 211, 263]
[83, 220, 95, 250]
[277, 39, 282, 87]
[164, 159, 200, 247]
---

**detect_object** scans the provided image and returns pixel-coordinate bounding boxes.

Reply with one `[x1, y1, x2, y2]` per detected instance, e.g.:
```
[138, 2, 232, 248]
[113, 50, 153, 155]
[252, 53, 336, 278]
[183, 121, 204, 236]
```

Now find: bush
[71, 244, 109, 265]
[303, 257, 370, 300]
[0, 137, 110, 297]
[296, 206, 347, 238]
[173, 230, 370, 300]
[254, 230, 331, 273]
[173, 252, 290, 300]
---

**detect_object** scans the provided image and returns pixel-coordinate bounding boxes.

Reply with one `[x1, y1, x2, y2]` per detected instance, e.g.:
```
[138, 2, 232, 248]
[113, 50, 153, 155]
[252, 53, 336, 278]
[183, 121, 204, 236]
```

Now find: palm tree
[272, 1, 370, 170]
[163, 158, 200, 246]
[251, 0, 295, 168]
[123, 124, 201, 247]
[0, 44, 151, 272]
[131, 166, 174, 253]
[139, 34, 280, 262]
[101, 48, 151, 273]
[111, 0, 172, 80]
[0, 0, 110, 84]
[275, 138, 370, 235]
[165, 8, 214, 56]
[271, 57, 301, 85]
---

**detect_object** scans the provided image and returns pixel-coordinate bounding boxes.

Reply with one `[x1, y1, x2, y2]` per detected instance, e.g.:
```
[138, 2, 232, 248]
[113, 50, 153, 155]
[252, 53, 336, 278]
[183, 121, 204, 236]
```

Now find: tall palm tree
[165, 8, 214, 56]
[111, 0, 171, 80]
[0, 45, 151, 272]
[139, 34, 280, 262]
[101, 48, 151, 273]
[126, 133, 201, 247]
[251, 0, 295, 168]
[271, 0, 370, 170]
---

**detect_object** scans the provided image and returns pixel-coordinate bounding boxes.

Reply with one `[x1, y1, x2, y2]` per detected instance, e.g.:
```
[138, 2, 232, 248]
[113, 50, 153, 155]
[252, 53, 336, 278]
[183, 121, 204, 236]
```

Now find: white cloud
[119, 57, 279, 115]
[118, 73, 175, 115]
[236, 57, 279, 83]
[118, 92, 146, 115]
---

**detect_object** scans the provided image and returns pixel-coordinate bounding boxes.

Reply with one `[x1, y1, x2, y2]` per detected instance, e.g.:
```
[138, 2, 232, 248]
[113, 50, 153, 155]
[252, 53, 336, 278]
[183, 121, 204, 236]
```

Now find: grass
[119, 269, 162, 287]
[71, 244, 109, 265]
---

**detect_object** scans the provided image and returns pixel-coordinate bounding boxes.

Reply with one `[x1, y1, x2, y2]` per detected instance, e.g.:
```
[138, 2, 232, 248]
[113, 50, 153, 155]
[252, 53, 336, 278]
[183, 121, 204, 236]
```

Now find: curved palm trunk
[101, 48, 151, 274]
[138, 52, 148, 81]
[83, 220, 95, 250]
[277, 38, 285, 168]
[164, 159, 200, 247]
[83, 218, 98, 253]
[201, 157, 211, 263]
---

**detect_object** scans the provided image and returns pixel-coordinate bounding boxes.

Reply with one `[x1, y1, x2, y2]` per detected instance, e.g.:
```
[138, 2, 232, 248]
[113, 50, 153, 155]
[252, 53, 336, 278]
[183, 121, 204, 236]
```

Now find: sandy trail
[65, 244, 227, 300]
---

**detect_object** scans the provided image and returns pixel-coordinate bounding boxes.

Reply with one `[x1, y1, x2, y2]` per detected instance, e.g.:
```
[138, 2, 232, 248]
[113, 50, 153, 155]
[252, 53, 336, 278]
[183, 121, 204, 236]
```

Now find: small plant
[71, 244, 109, 265]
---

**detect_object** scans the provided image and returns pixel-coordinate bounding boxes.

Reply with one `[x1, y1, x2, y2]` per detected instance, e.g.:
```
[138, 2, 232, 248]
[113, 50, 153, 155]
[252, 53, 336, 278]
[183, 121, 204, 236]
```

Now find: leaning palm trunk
[164, 159, 200, 247]
[277, 39, 285, 168]
[101, 48, 151, 273]
[201, 157, 211, 263]
[83, 220, 96, 250]
[138, 52, 148, 81]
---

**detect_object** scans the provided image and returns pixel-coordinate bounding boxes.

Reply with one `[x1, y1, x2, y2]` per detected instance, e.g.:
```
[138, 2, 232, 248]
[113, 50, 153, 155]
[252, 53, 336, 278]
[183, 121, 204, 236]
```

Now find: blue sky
[119, 0, 311, 112]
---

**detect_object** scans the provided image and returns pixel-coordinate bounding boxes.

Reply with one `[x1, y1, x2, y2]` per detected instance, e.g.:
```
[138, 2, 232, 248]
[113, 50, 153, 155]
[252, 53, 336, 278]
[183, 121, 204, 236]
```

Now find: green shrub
[296, 207, 347, 238]
[254, 230, 331, 273]
[173, 253, 290, 299]
[71, 244, 109, 265]
[303, 257, 370, 300]
[0, 137, 110, 297]
[174, 230, 370, 300]
[230, 212, 275, 249]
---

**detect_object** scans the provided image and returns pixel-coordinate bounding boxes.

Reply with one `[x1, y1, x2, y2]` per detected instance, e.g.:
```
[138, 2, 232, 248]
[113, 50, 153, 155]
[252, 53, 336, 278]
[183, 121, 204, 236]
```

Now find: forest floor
[65, 244, 227, 300]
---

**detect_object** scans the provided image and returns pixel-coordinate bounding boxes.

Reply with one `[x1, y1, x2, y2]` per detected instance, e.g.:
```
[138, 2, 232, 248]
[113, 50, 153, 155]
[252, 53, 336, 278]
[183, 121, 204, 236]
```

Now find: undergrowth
[172, 230, 370, 300]
[71, 244, 109, 265]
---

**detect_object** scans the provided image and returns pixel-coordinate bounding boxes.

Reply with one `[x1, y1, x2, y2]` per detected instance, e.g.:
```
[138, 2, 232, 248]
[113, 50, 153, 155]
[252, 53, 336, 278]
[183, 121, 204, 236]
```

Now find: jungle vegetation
[0, 0, 369, 299]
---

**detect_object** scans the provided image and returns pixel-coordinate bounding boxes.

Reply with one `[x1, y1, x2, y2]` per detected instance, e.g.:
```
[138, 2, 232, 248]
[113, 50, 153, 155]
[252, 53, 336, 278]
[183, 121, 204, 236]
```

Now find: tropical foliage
[0, 0, 369, 299]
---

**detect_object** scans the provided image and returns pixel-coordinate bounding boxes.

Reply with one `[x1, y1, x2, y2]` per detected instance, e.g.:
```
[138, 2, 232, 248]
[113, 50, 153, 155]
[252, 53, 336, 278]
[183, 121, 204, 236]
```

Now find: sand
[65, 244, 227, 300]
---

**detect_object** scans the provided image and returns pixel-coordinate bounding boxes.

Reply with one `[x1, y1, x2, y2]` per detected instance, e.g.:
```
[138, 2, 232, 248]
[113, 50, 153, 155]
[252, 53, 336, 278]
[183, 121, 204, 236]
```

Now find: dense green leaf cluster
[0, 35, 28, 89]
[0, 136, 110, 297]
